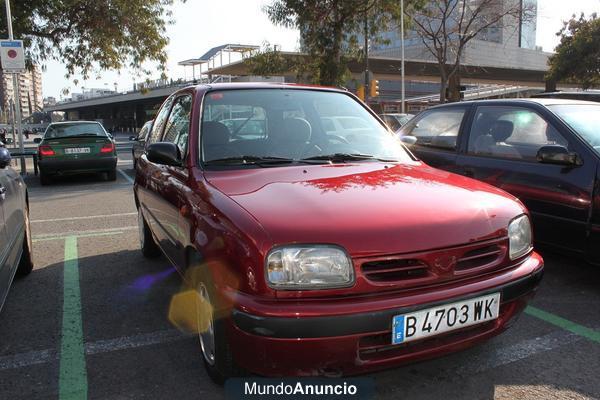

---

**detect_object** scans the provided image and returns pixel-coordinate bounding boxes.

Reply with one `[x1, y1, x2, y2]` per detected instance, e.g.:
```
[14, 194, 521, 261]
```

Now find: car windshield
[44, 123, 106, 139]
[548, 104, 600, 153]
[200, 89, 412, 166]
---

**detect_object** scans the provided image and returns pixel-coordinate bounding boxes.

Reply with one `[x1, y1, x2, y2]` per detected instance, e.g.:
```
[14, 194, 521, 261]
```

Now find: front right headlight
[266, 245, 354, 290]
[508, 215, 532, 260]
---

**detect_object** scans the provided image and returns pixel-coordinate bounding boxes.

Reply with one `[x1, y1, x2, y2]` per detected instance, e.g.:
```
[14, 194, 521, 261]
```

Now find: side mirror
[129, 135, 137, 141]
[34, 138, 42, 144]
[147, 142, 182, 167]
[399, 135, 418, 146]
[536, 145, 582, 166]
[0, 147, 11, 168]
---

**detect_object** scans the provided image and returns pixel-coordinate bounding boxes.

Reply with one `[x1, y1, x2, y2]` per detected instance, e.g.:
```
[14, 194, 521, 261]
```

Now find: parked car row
[14, 84, 599, 384]
[132, 83, 543, 383]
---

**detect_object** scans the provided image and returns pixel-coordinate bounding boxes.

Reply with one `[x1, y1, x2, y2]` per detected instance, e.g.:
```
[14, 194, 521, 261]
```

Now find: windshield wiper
[301, 153, 398, 163]
[204, 155, 295, 166]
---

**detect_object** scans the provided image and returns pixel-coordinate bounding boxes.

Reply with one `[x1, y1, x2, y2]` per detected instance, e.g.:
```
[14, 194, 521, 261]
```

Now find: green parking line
[525, 306, 600, 344]
[59, 236, 88, 400]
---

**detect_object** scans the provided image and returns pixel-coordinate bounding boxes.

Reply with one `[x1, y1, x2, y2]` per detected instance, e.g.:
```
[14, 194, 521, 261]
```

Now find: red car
[133, 83, 543, 383]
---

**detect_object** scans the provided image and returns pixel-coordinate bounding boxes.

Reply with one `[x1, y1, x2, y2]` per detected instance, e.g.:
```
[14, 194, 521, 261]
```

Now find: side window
[162, 94, 192, 155]
[467, 106, 568, 161]
[148, 97, 175, 144]
[403, 108, 466, 150]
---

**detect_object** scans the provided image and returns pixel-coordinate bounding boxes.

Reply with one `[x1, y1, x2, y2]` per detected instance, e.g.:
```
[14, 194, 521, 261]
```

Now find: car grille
[359, 238, 508, 287]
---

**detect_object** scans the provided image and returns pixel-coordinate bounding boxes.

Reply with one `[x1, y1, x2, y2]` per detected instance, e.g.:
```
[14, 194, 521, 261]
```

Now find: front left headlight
[508, 215, 532, 260]
[266, 245, 354, 290]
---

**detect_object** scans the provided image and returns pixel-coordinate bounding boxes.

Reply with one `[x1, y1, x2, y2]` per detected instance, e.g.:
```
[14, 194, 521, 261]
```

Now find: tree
[405, 0, 535, 103]
[1, 0, 179, 79]
[547, 13, 600, 89]
[260, 0, 411, 86]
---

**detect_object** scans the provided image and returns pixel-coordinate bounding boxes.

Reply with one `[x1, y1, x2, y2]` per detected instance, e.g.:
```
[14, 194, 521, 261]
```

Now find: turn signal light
[39, 145, 55, 156]
[100, 143, 115, 153]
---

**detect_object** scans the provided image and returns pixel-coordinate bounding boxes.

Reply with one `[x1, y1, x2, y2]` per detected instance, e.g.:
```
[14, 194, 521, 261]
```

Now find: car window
[162, 94, 192, 155]
[548, 104, 600, 155]
[467, 106, 568, 161]
[44, 123, 106, 138]
[382, 115, 401, 131]
[139, 122, 152, 141]
[148, 96, 174, 144]
[201, 89, 412, 165]
[402, 108, 466, 150]
[220, 107, 267, 140]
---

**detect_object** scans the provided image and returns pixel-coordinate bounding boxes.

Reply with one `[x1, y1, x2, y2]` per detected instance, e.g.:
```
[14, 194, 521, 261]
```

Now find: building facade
[369, 0, 546, 71]
[0, 65, 43, 122]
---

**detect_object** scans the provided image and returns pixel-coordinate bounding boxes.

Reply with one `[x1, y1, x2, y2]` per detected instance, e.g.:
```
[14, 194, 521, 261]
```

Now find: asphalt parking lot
[0, 143, 599, 400]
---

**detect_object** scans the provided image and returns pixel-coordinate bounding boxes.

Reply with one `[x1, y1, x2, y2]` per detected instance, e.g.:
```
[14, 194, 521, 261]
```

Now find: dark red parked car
[133, 83, 543, 383]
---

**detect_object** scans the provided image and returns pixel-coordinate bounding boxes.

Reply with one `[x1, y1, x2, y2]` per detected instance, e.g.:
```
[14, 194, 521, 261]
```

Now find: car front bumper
[39, 156, 117, 174]
[227, 252, 544, 376]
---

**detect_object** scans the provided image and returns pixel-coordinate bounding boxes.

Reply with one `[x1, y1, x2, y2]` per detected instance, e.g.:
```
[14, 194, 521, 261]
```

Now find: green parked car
[35, 121, 117, 185]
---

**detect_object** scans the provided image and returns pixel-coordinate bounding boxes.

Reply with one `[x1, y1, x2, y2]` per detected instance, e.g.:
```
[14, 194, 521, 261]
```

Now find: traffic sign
[0, 39, 25, 72]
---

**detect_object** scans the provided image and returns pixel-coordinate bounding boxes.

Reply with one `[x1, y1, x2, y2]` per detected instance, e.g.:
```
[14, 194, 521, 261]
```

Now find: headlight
[508, 215, 532, 260]
[266, 245, 354, 289]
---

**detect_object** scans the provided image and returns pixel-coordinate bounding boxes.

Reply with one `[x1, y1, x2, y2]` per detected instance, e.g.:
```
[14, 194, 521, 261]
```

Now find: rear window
[45, 123, 106, 138]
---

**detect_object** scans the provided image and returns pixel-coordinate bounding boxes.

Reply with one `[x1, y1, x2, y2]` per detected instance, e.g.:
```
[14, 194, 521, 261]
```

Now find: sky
[41, 0, 600, 99]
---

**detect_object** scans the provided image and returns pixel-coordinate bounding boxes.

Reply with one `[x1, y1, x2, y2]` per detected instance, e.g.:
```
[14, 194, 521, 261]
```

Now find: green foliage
[547, 13, 600, 89]
[1, 0, 178, 78]
[260, 0, 412, 86]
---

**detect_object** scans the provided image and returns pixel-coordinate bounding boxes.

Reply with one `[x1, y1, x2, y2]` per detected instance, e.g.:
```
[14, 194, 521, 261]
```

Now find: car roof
[428, 98, 599, 110]
[183, 82, 348, 93]
[48, 121, 103, 125]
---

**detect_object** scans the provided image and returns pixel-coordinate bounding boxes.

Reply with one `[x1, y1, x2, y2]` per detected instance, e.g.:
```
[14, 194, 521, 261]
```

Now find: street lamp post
[4, 0, 25, 173]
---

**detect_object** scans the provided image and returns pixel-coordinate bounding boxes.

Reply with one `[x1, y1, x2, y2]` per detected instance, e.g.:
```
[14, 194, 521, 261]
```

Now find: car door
[398, 105, 470, 172]
[0, 165, 18, 309]
[146, 94, 193, 268]
[456, 103, 596, 254]
[137, 96, 175, 253]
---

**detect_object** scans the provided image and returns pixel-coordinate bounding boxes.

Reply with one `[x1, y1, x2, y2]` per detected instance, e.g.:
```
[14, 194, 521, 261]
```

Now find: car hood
[204, 162, 525, 257]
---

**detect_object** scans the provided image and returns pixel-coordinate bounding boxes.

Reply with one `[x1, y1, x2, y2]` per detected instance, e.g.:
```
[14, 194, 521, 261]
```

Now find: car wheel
[107, 169, 117, 181]
[193, 263, 243, 384]
[17, 204, 34, 276]
[39, 171, 51, 186]
[138, 208, 161, 258]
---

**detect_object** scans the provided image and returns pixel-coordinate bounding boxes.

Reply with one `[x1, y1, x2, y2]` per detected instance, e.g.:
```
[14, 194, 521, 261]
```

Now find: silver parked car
[0, 146, 33, 312]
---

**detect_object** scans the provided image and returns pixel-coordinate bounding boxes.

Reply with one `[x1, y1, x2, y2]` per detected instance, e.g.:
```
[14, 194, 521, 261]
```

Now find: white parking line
[118, 169, 134, 184]
[32, 212, 137, 224]
[0, 327, 589, 374]
[32, 226, 137, 240]
[0, 330, 189, 371]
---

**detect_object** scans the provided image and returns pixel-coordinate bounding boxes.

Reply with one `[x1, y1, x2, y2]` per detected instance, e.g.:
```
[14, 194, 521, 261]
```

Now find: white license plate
[392, 293, 500, 344]
[64, 147, 90, 154]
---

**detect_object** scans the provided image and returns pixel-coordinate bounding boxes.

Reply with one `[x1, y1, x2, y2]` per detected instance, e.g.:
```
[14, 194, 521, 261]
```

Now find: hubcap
[197, 283, 216, 366]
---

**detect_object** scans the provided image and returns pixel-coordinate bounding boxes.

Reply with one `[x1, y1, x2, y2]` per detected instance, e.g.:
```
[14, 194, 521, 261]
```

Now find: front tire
[192, 258, 243, 384]
[138, 208, 161, 258]
[17, 204, 34, 276]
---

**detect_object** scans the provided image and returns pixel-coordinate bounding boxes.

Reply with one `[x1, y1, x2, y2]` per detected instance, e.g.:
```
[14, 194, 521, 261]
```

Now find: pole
[4, 0, 25, 174]
[364, 8, 369, 104]
[401, 0, 406, 114]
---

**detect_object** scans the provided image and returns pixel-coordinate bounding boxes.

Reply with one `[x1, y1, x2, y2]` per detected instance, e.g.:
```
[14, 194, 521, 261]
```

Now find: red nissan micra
[134, 83, 543, 383]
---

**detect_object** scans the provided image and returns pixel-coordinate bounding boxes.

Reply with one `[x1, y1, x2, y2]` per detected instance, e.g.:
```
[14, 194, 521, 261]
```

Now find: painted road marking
[0, 330, 188, 372]
[32, 212, 136, 224]
[117, 169, 134, 184]
[525, 306, 600, 344]
[59, 236, 88, 400]
[33, 226, 137, 241]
